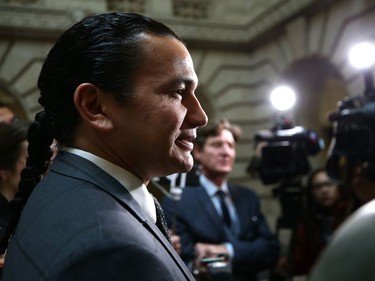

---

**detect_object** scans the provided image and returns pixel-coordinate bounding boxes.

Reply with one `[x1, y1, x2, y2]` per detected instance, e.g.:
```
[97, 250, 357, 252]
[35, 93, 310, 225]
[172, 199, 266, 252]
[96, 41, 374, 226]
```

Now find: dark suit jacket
[3, 152, 194, 281]
[162, 184, 280, 280]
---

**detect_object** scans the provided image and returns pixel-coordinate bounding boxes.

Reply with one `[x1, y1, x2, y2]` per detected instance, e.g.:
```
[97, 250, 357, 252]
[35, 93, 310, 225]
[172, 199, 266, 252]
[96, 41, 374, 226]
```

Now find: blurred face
[351, 161, 375, 204]
[194, 129, 236, 179]
[0, 141, 28, 198]
[311, 170, 340, 207]
[0, 107, 15, 124]
[104, 35, 207, 182]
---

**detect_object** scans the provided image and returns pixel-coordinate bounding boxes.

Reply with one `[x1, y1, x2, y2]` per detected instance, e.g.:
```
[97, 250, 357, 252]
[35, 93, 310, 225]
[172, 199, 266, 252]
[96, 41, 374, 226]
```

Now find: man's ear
[0, 169, 9, 182]
[74, 83, 114, 132]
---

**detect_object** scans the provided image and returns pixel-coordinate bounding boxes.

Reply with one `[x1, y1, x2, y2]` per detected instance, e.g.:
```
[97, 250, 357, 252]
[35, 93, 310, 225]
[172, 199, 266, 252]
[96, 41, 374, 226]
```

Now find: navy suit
[3, 152, 194, 281]
[162, 184, 279, 280]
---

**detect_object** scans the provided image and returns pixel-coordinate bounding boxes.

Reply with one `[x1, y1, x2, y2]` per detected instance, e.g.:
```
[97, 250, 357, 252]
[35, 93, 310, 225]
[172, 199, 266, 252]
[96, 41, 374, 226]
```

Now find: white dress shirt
[62, 147, 157, 223]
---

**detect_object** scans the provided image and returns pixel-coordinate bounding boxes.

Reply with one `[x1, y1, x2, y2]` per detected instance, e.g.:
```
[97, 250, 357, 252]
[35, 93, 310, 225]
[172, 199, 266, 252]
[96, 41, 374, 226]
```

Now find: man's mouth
[176, 138, 194, 151]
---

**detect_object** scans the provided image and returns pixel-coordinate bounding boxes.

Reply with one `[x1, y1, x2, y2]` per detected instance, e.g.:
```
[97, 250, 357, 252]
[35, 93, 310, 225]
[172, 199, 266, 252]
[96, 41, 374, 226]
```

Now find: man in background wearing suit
[0, 12, 207, 281]
[162, 118, 279, 281]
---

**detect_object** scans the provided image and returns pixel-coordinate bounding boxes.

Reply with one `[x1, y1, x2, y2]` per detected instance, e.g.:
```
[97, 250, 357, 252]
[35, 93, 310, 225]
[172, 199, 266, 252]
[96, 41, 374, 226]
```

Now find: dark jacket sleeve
[229, 186, 280, 272]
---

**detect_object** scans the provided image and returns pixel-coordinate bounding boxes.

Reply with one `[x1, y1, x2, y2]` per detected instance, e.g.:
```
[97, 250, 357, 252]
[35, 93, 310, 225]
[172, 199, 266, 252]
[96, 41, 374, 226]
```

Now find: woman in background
[274, 167, 350, 280]
[291, 167, 349, 276]
[0, 120, 29, 236]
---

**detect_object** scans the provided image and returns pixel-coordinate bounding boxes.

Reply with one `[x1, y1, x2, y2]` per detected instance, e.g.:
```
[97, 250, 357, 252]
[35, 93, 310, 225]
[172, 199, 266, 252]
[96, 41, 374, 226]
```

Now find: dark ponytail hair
[0, 12, 181, 254]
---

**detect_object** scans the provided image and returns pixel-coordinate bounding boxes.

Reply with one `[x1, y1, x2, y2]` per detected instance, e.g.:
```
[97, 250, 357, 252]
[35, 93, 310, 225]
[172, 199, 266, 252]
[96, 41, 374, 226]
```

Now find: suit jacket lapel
[197, 185, 228, 234]
[228, 185, 249, 235]
[51, 152, 193, 279]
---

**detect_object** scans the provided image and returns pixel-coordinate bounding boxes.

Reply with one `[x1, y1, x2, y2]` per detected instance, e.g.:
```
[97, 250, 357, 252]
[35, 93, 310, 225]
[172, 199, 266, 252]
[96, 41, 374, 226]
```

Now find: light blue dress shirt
[200, 175, 240, 259]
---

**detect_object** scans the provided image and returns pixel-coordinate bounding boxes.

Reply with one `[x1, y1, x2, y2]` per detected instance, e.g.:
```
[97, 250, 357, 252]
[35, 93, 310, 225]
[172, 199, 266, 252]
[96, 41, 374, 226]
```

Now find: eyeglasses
[312, 181, 336, 190]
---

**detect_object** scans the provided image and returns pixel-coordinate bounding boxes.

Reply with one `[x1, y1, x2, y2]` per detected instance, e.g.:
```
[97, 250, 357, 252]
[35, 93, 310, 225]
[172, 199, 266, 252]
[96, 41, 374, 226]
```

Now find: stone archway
[280, 54, 349, 164]
[0, 82, 28, 120]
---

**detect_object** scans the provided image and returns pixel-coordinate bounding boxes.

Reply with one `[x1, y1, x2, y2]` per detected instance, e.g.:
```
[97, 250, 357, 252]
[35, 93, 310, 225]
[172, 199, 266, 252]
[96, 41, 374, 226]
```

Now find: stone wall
[1, 0, 375, 230]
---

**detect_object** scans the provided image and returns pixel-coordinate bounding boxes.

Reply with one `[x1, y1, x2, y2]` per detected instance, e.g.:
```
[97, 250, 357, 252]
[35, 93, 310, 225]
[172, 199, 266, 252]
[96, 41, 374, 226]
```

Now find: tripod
[270, 179, 306, 281]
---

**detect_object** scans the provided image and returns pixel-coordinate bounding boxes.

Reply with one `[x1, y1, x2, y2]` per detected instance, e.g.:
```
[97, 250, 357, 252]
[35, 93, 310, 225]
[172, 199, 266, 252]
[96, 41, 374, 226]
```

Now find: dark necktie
[216, 190, 231, 227]
[153, 196, 172, 244]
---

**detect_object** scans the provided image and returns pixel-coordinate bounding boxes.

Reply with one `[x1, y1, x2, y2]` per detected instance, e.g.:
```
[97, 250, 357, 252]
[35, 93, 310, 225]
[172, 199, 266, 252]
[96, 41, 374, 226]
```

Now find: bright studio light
[349, 42, 375, 69]
[270, 85, 296, 111]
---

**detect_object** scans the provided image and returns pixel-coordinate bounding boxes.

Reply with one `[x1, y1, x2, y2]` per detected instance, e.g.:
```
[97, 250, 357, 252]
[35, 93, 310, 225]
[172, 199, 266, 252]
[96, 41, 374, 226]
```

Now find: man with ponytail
[0, 12, 207, 281]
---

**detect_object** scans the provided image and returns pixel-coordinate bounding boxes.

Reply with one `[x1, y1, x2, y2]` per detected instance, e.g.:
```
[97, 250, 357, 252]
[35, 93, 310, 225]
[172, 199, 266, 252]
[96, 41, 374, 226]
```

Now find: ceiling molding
[165, 0, 318, 43]
[0, 0, 323, 48]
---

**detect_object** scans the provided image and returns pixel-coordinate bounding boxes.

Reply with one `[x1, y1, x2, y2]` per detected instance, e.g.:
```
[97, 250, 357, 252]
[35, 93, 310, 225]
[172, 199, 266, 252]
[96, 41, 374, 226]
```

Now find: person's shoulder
[310, 200, 375, 280]
[341, 199, 375, 221]
[229, 184, 257, 196]
[339, 199, 375, 234]
[162, 185, 202, 204]
[181, 185, 203, 194]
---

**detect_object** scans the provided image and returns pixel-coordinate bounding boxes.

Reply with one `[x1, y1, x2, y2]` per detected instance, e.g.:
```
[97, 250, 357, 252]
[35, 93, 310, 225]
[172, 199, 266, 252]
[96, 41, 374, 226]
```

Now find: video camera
[248, 118, 324, 221]
[252, 117, 324, 185]
[327, 93, 375, 181]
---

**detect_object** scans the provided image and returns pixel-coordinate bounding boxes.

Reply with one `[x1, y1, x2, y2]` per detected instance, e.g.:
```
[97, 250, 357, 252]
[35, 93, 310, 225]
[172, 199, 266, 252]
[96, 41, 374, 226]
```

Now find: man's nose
[185, 94, 208, 128]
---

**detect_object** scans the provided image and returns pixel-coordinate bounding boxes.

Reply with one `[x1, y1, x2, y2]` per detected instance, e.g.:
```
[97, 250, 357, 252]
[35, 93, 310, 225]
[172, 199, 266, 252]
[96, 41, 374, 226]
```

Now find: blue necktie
[216, 190, 231, 227]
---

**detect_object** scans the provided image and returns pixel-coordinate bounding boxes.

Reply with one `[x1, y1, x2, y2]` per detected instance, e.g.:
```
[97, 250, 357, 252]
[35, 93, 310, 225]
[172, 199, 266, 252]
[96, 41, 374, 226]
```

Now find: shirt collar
[62, 147, 156, 223]
[199, 174, 229, 197]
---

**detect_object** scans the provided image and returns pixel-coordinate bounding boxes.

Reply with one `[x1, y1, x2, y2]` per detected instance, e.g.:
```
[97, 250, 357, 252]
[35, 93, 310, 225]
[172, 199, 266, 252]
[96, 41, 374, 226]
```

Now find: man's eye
[176, 89, 184, 96]
[171, 89, 184, 100]
[212, 142, 222, 148]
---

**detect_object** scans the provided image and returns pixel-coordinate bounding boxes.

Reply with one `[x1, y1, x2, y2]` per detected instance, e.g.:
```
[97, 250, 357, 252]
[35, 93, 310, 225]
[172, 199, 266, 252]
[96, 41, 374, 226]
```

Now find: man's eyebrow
[167, 77, 197, 87]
